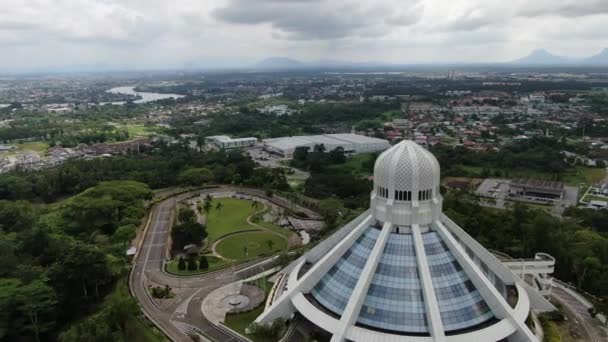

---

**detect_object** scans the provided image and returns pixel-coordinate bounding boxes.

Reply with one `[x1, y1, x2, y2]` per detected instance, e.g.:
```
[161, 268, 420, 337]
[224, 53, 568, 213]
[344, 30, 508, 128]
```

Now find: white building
[528, 95, 546, 103]
[256, 140, 554, 342]
[205, 135, 257, 149]
[262, 133, 390, 158]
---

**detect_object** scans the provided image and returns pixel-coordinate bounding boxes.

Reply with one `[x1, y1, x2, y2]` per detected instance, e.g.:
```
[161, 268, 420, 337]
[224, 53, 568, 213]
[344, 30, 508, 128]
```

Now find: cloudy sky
[1, 0, 608, 71]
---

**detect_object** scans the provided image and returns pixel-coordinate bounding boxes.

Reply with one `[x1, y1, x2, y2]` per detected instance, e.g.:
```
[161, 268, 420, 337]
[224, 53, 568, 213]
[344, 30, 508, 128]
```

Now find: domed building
[255, 140, 554, 342]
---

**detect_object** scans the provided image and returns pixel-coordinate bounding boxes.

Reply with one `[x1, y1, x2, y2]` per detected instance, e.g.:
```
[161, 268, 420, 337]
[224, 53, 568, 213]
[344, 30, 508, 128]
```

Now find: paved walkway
[209, 200, 293, 261]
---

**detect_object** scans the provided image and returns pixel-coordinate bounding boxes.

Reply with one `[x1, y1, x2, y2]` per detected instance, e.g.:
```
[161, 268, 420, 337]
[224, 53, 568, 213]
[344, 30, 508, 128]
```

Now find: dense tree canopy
[0, 181, 151, 342]
[443, 191, 608, 297]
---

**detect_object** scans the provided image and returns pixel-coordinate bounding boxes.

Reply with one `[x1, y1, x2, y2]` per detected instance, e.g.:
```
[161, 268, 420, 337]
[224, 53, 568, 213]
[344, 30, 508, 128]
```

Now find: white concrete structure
[205, 135, 257, 149]
[262, 133, 390, 158]
[256, 140, 554, 342]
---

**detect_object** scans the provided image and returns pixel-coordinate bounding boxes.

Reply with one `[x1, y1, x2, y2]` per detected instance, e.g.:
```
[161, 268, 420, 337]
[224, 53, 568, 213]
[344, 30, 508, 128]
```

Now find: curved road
[129, 187, 319, 341]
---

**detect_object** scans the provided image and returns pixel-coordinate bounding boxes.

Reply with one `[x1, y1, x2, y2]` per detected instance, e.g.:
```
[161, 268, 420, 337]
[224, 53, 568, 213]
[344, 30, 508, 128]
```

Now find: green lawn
[224, 305, 266, 340]
[329, 153, 375, 177]
[8, 141, 50, 155]
[562, 167, 605, 187]
[165, 255, 228, 275]
[215, 231, 287, 261]
[206, 198, 258, 242]
[582, 194, 608, 202]
[122, 124, 162, 137]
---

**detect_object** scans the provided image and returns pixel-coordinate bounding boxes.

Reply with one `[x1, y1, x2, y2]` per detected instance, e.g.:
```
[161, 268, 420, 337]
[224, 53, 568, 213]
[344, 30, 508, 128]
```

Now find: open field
[215, 231, 287, 261]
[456, 165, 605, 187]
[5, 141, 50, 155]
[122, 124, 163, 137]
[206, 198, 258, 242]
[562, 167, 606, 187]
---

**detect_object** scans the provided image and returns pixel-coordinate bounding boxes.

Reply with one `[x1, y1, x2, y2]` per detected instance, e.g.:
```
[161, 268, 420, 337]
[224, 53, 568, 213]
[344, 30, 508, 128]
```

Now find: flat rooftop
[263, 133, 389, 150]
[511, 178, 564, 191]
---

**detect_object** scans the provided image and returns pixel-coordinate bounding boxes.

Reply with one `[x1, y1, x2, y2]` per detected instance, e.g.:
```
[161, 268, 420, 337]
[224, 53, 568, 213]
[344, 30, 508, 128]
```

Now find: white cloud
[0, 0, 607, 70]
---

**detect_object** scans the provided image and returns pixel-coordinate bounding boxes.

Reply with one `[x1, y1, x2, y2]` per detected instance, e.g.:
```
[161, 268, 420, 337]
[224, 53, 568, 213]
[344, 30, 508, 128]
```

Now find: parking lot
[247, 147, 310, 179]
[475, 178, 510, 208]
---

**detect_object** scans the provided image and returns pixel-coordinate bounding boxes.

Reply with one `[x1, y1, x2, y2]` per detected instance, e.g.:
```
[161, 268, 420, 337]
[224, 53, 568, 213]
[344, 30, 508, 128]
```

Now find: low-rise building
[510, 178, 564, 201]
[206, 135, 257, 149]
[263, 133, 390, 158]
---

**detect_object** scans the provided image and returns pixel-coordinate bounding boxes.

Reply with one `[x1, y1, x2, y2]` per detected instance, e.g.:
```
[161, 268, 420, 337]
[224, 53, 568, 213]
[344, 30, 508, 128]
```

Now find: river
[106, 86, 185, 104]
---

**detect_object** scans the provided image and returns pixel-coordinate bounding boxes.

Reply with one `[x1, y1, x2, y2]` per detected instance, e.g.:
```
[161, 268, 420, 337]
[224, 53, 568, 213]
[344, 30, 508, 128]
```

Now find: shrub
[178, 257, 186, 271]
[199, 255, 209, 270]
[187, 258, 198, 271]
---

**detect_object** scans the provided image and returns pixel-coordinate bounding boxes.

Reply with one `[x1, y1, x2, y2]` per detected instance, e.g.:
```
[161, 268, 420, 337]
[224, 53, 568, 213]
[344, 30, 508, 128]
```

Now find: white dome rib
[374, 140, 440, 198]
[255, 141, 540, 342]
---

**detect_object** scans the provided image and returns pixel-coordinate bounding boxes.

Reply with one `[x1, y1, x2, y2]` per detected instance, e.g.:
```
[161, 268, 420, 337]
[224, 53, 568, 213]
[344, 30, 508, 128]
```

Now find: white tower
[255, 140, 553, 342]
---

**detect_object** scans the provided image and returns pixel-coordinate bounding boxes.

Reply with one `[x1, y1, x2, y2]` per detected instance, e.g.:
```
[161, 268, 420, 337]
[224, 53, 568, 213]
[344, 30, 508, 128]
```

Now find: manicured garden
[215, 231, 287, 261]
[165, 255, 228, 276]
[206, 198, 258, 242]
[166, 197, 293, 274]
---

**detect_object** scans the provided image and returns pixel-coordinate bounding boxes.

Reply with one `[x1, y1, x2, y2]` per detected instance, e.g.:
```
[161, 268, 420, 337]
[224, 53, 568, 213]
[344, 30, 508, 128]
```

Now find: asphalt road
[130, 187, 315, 341]
[552, 286, 607, 342]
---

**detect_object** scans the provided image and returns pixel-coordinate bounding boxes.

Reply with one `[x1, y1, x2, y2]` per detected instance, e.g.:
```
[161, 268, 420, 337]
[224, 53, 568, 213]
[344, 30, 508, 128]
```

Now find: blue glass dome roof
[310, 226, 494, 335]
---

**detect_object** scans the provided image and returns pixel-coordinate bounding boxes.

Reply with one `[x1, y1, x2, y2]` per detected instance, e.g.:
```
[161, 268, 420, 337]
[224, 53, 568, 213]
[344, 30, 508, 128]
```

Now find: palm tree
[203, 200, 212, 216]
[266, 239, 275, 251]
[287, 192, 297, 210]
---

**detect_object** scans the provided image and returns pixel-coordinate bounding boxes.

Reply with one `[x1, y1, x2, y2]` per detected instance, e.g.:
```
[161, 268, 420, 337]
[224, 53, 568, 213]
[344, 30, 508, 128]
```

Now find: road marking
[215, 271, 234, 280]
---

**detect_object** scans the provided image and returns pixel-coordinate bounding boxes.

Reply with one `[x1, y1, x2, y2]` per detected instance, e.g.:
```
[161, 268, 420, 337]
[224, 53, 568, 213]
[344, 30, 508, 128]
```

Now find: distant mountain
[584, 48, 608, 65]
[254, 57, 304, 69]
[511, 48, 608, 66]
[511, 49, 570, 65]
[254, 57, 393, 70]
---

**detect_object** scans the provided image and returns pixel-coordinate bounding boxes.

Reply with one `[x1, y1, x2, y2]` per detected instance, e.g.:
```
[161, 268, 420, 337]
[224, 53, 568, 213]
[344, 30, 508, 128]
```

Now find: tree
[187, 258, 198, 271]
[177, 168, 213, 187]
[248, 318, 286, 340]
[199, 255, 209, 270]
[0, 200, 36, 232]
[292, 146, 309, 162]
[111, 224, 136, 246]
[329, 147, 346, 164]
[171, 222, 207, 250]
[318, 198, 343, 226]
[215, 202, 224, 213]
[16, 280, 58, 342]
[266, 239, 275, 252]
[202, 194, 213, 216]
[178, 207, 196, 224]
[0, 278, 21, 340]
[0, 176, 33, 199]
[202, 200, 212, 216]
[178, 257, 186, 271]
